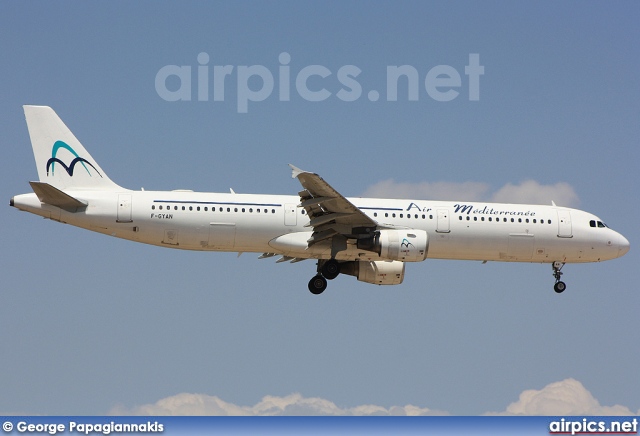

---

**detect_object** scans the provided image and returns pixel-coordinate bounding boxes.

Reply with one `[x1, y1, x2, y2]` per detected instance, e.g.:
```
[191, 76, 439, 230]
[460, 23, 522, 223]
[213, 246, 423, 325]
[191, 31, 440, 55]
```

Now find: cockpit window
[590, 220, 608, 228]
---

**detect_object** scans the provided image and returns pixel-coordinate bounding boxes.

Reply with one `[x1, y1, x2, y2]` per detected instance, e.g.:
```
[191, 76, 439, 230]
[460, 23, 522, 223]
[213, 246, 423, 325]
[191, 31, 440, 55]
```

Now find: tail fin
[23, 105, 122, 191]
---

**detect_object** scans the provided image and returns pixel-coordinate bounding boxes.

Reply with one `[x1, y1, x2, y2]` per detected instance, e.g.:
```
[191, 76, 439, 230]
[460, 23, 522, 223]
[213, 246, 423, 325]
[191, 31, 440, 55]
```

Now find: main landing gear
[552, 261, 567, 293]
[308, 259, 341, 295]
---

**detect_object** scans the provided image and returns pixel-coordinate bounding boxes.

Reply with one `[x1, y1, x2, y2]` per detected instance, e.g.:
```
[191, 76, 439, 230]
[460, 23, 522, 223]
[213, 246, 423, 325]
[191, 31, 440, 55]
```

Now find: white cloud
[362, 179, 580, 207]
[491, 180, 579, 207]
[490, 379, 635, 416]
[110, 392, 250, 416]
[362, 180, 491, 202]
[112, 379, 636, 416]
[111, 393, 445, 416]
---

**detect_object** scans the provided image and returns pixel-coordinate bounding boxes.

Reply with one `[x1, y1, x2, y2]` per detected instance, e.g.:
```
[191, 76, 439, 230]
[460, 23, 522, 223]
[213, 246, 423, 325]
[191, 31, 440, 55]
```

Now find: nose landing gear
[552, 261, 566, 293]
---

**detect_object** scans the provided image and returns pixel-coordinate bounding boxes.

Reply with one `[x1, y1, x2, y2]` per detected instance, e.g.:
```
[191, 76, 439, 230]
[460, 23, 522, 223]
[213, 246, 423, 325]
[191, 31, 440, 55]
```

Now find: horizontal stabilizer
[29, 181, 87, 212]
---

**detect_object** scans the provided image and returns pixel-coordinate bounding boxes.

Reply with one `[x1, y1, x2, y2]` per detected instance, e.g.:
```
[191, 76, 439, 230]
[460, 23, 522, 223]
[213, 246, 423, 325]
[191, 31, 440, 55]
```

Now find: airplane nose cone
[618, 234, 630, 258]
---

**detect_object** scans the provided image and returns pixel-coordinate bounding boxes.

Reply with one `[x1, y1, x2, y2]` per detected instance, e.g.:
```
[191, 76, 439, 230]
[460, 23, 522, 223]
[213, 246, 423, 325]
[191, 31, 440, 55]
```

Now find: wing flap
[289, 165, 378, 255]
[289, 164, 377, 229]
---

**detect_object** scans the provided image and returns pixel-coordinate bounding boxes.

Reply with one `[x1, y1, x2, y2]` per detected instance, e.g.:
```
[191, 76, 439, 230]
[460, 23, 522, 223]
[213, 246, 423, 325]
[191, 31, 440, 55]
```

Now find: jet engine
[340, 260, 405, 285]
[356, 229, 428, 262]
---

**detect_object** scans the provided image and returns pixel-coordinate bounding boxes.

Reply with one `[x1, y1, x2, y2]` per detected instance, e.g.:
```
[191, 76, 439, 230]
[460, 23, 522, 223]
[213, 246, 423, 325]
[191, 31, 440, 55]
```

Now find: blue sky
[2, 2, 639, 415]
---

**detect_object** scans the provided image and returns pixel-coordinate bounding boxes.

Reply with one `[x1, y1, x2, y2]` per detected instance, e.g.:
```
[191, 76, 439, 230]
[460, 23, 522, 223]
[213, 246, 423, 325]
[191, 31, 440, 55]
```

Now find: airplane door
[557, 210, 572, 238]
[436, 209, 450, 233]
[284, 204, 297, 226]
[117, 194, 132, 222]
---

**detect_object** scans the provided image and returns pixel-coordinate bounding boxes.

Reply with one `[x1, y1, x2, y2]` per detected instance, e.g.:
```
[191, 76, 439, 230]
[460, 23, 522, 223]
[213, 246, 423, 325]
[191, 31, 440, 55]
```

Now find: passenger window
[189, 206, 193, 211]
[152, 205, 155, 210]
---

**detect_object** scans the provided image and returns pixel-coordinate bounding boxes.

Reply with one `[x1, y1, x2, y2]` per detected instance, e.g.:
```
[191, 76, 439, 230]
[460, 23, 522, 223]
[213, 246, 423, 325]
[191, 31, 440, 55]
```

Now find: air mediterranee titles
[407, 202, 537, 217]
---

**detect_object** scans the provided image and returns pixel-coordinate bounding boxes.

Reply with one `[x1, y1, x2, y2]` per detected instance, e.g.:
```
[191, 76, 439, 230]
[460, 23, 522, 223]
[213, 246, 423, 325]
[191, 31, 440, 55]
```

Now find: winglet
[288, 164, 306, 179]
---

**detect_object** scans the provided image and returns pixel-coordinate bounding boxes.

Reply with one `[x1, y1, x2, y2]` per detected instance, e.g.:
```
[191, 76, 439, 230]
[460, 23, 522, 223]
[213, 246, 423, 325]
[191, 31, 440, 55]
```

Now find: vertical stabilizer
[23, 105, 121, 190]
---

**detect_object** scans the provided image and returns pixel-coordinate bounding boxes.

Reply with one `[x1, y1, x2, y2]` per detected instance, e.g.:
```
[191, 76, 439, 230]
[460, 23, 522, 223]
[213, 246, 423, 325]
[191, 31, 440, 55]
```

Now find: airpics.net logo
[155, 52, 484, 113]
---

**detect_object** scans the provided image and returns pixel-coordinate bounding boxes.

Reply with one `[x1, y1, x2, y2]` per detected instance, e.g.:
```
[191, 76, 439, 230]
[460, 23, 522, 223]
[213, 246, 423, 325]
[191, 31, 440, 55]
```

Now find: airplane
[11, 106, 630, 295]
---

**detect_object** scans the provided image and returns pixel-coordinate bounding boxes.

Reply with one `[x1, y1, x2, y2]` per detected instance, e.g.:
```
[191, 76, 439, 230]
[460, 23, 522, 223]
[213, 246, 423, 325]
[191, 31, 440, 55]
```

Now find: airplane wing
[289, 164, 378, 252]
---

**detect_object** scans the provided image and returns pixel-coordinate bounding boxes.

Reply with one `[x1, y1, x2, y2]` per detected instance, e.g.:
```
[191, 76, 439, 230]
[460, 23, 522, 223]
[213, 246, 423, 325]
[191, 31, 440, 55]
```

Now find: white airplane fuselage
[12, 188, 628, 264]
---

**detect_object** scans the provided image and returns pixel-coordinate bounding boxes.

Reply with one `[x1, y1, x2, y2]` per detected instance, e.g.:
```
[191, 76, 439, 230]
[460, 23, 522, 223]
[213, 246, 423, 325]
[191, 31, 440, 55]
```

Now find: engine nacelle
[341, 260, 405, 285]
[357, 229, 428, 262]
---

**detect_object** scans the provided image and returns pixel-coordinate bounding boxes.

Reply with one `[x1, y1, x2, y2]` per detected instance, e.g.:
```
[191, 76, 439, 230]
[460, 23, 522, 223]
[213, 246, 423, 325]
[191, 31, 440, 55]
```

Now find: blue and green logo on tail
[46, 140, 102, 177]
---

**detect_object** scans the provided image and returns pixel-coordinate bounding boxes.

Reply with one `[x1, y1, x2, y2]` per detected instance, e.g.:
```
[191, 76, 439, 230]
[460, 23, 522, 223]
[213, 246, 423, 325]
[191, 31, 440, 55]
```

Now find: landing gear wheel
[554, 281, 567, 294]
[321, 259, 341, 280]
[551, 262, 566, 294]
[308, 275, 327, 295]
